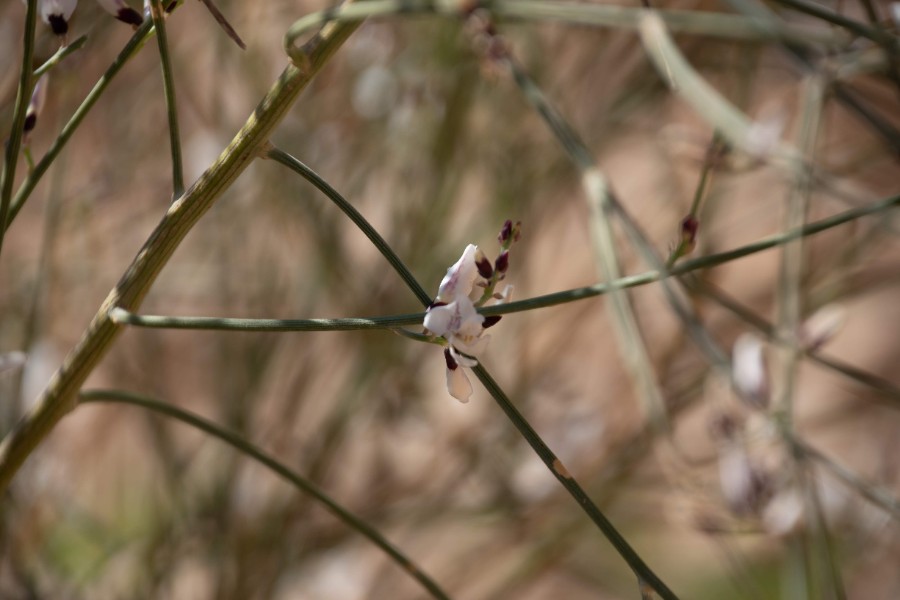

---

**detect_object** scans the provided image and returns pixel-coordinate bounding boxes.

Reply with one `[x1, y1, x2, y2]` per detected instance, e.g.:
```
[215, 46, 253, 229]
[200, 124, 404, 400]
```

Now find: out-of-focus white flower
[799, 304, 845, 351]
[718, 444, 771, 515]
[762, 488, 805, 536]
[24, 74, 48, 139]
[0, 351, 27, 376]
[95, 0, 143, 26]
[28, 0, 78, 36]
[732, 333, 769, 409]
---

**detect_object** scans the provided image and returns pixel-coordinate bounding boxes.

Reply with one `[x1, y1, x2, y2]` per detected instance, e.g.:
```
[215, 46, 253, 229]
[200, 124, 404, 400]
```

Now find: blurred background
[1, 0, 899, 598]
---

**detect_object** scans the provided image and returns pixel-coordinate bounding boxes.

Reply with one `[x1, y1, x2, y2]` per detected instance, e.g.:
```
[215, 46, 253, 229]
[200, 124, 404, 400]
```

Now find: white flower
[435, 244, 480, 303]
[424, 244, 491, 403]
[95, 0, 142, 26]
[29, 0, 78, 35]
[732, 333, 769, 409]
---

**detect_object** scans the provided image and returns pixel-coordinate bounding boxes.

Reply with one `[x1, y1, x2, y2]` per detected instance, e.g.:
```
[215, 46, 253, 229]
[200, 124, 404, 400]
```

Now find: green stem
[472, 365, 680, 600]
[0, 0, 38, 256]
[0, 15, 362, 496]
[79, 389, 451, 600]
[34, 35, 89, 78]
[110, 307, 424, 331]
[7, 19, 157, 230]
[149, 0, 185, 199]
[266, 146, 432, 307]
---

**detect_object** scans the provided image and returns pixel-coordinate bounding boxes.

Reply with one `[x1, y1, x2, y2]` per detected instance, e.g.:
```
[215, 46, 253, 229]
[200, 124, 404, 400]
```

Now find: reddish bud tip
[117, 8, 144, 26]
[443, 348, 458, 370]
[475, 251, 493, 279]
[482, 315, 502, 328]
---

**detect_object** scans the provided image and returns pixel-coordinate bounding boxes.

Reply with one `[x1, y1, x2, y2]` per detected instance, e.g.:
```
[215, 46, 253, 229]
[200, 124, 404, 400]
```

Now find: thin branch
[79, 389, 451, 600]
[0, 12, 363, 495]
[109, 307, 424, 331]
[34, 35, 89, 78]
[472, 365, 680, 600]
[149, 0, 185, 199]
[0, 0, 39, 256]
[283, 0, 845, 64]
[265, 147, 432, 307]
[6, 19, 157, 230]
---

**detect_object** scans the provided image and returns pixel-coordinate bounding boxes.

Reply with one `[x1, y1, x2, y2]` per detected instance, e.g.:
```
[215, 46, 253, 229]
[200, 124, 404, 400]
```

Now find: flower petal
[423, 303, 454, 337]
[446, 365, 473, 403]
[436, 244, 479, 302]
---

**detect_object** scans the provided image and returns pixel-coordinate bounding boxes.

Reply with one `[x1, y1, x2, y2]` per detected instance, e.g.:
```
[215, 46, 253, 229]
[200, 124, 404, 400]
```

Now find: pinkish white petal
[95, 0, 143, 25]
[732, 333, 769, 409]
[446, 365, 473, 402]
[423, 304, 454, 337]
[36, 0, 78, 35]
[436, 244, 479, 302]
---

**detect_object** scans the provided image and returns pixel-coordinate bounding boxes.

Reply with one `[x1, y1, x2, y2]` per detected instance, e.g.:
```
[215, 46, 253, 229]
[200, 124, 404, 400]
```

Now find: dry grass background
[1, 0, 899, 598]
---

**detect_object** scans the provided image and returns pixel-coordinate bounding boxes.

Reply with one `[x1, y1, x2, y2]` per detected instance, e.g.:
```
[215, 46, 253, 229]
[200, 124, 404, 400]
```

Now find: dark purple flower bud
[24, 75, 48, 136]
[681, 215, 699, 251]
[443, 348, 458, 370]
[482, 315, 502, 328]
[475, 249, 493, 279]
[498, 219, 513, 244]
[494, 250, 509, 274]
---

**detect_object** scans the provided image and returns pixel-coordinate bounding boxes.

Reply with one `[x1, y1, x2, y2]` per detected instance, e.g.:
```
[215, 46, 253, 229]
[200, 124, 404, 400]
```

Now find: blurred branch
[771, 0, 899, 53]
[33, 35, 89, 78]
[689, 281, 900, 406]
[149, 0, 185, 199]
[0, 11, 362, 495]
[79, 389, 451, 600]
[496, 46, 667, 427]
[284, 0, 845, 63]
[472, 365, 681, 600]
[7, 19, 157, 229]
[266, 146, 431, 306]
[723, 0, 900, 156]
[0, 0, 38, 257]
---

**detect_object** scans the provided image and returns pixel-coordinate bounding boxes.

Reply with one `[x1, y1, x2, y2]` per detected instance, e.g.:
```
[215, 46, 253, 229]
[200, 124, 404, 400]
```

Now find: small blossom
[718, 444, 772, 516]
[435, 243, 479, 304]
[732, 333, 769, 409]
[424, 226, 518, 402]
[425, 245, 491, 402]
[95, 0, 143, 26]
[29, 0, 78, 36]
[24, 75, 49, 138]
[799, 304, 845, 351]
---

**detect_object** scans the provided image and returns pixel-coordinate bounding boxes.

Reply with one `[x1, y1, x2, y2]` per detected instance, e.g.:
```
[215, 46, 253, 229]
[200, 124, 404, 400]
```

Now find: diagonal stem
[80, 389, 451, 600]
[0, 13, 363, 495]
